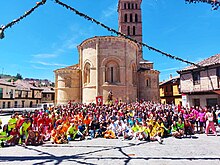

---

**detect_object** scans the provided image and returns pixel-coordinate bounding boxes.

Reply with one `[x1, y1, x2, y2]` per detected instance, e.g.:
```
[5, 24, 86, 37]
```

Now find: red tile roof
[180, 54, 220, 72]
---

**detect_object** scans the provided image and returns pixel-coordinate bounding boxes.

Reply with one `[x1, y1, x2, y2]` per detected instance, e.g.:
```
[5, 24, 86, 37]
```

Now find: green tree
[15, 73, 23, 80]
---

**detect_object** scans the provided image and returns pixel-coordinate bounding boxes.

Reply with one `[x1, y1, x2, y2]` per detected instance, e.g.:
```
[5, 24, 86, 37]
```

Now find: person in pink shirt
[197, 108, 206, 133]
[189, 107, 197, 134]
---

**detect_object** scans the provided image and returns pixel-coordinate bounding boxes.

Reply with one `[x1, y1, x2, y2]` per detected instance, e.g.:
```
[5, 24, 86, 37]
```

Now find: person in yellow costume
[157, 118, 165, 137]
[0, 125, 13, 147]
[147, 117, 163, 144]
[8, 114, 17, 134]
[131, 121, 140, 139]
[19, 118, 31, 145]
[137, 122, 149, 141]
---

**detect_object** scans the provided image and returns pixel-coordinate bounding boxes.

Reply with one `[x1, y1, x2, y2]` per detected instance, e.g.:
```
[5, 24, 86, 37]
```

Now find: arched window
[127, 26, 130, 36]
[105, 61, 120, 83]
[130, 13, 133, 22]
[135, 14, 138, 22]
[146, 78, 151, 87]
[135, 4, 138, 9]
[84, 63, 91, 84]
[128, 3, 130, 9]
[124, 14, 127, 22]
[132, 64, 137, 86]
[132, 3, 134, 9]
[133, 26, 136, 35]
[124, 3, 126, 9]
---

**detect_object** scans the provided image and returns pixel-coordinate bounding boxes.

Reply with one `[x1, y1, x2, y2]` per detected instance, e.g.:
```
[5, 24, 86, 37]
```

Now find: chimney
[170, 74, 172, 79]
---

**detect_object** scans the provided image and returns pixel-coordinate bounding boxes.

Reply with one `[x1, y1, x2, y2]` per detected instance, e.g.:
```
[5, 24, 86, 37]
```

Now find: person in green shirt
[172, 119, 184, 138]
[0, 125, 10, 147]
[67, 123, 84, 141]
[8, 114, 17, 134]
[177, 118, 185, 137]
[19, 118, 31, 145]
[131, 122, 140, 139]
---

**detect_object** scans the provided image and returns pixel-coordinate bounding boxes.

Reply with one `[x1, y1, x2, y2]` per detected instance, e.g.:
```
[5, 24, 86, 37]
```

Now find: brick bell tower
[118, 0, 143, 49]
[118, 0, 143, 63]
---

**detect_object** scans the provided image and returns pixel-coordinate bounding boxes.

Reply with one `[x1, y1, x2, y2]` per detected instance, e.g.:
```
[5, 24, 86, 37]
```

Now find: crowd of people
[0, 100, 220, 147]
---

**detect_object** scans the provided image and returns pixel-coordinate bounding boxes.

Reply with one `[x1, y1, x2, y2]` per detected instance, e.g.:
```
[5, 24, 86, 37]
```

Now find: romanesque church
[54, 0, 160, 104]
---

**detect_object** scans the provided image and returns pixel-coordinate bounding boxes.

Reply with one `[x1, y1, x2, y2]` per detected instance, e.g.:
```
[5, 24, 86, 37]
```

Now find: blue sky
[0, 0, 219, 82]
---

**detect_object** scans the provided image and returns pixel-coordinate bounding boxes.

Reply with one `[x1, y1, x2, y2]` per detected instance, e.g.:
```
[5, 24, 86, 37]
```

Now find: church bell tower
[118, 0, 143, 45]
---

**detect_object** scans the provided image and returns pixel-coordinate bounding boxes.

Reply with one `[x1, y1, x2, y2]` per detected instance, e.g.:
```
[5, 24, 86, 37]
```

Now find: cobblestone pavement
[1, 115, 220, 165]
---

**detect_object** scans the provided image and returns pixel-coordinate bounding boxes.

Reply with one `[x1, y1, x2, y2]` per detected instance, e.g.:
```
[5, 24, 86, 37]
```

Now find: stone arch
[124, 13, 128, 22]
[101, 56, 122, 67]
[102, 57, 121, 84]
[83, 62, 91, 84]
[83, 59, 94, 68]
[105, 60, 120, 83]
[135, 14, 138, 22]
[130, 13, 133, 22]
[146, 77, 151, 88]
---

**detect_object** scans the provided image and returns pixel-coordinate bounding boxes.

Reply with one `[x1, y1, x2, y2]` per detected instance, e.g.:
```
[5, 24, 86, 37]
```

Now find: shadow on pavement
[1, 141, 220, 165]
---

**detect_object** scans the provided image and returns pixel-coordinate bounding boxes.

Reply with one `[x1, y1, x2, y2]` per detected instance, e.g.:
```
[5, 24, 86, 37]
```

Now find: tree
[15, 73, 23, 80]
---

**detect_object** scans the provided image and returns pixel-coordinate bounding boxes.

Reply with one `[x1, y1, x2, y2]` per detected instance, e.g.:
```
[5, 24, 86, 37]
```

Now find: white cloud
[31, 65, 49, 70]
[160, 67, 179, 72]
[30, 61, 69, 67]
[102, 3, 117, 18]
[32, 53, 58, 59]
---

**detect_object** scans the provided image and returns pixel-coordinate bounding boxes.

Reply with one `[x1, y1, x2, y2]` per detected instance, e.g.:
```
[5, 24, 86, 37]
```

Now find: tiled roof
[0, 79, 16, 87]
[41, 87, 55, 93]
[180, 54, 220, 72]
[14, 80, 43, 91]
[159, 76, 180, 86]
[54, 64, 80, 72]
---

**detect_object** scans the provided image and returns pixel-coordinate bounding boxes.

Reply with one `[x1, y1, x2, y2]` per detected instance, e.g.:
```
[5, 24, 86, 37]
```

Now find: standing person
[215, 105, 220, 127]
[198, 108, 206, 133]
[0, 118, 2, 130]
[205, 109, 217, 136]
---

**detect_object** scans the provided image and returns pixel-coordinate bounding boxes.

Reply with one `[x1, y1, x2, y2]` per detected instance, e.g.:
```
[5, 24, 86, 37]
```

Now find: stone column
[96, 38, 99, 96]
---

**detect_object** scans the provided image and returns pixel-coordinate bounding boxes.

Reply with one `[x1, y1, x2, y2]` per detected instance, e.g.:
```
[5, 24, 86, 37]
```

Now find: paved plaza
[1, 115, 220, 165]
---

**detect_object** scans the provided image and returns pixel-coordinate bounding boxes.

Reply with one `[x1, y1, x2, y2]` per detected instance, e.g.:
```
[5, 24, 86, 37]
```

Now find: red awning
[213, 90, 220, 95]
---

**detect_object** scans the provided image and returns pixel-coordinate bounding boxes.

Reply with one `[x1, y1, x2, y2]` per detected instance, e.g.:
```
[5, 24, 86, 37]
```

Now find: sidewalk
[0, 134, 220, 165]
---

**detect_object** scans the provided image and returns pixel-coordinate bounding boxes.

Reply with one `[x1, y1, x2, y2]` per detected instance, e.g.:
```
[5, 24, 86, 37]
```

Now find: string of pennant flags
[185, 0, 220, 10]
[2, 0, 217, 68]
[0, 0, 46, 39]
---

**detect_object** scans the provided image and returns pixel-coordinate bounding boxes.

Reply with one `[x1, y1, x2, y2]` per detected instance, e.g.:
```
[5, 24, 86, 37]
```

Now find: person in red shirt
[7, 127, 20, 145]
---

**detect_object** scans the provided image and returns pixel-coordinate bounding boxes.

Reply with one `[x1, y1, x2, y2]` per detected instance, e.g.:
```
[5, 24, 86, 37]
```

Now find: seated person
[104, 123, 116, 139]
[7, 127, 20, 146]
[0, 125, 9, 147]
[171, 121, 183, 138]
[51, 126, 68, 144]
[148, 124, 163, 144]
[137, 122, 149, 141]
[67, 123, 84, 141]
[123, 122, 133, 140]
